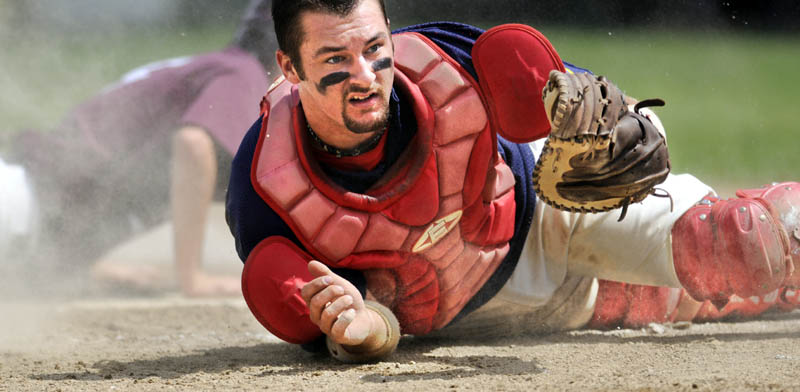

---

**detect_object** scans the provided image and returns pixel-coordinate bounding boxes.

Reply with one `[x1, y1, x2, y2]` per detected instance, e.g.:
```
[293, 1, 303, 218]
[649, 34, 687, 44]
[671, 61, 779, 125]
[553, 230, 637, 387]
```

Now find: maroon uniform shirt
[10, 46, 269, 266]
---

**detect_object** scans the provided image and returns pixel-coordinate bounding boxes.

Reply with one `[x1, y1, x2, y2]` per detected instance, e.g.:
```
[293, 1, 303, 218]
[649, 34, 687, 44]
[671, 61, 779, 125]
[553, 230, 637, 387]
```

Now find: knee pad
[672, 193, 792, 303]
[737, 182, 800, 287]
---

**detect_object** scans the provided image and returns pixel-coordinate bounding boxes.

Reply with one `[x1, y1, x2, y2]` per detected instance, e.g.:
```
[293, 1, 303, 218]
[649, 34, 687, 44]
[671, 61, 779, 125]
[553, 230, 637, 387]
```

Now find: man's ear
[276, 50, 301, 84]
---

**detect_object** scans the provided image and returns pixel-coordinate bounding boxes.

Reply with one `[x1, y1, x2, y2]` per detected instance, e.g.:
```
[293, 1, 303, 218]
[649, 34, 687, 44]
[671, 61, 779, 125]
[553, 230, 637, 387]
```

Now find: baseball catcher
[533, 70, 671, 219]
[227, 0, 800, 363]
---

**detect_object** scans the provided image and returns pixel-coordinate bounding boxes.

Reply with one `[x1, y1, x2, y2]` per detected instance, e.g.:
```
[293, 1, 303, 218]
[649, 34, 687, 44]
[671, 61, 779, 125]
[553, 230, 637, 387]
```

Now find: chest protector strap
[250, 32, 522, 335]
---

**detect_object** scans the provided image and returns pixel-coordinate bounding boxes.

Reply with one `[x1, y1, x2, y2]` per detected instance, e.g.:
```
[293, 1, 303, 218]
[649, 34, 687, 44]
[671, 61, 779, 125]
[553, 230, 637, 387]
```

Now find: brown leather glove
[533, 70, 671, 220]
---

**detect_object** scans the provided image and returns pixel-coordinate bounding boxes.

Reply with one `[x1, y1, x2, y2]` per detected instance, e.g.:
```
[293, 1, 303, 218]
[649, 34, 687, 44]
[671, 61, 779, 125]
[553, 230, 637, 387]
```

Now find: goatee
[342, 85, 390, 135]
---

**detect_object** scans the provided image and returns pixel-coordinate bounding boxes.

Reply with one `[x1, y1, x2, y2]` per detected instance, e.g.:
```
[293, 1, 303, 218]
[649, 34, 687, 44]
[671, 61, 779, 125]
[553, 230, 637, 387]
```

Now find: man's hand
[91, 261, 240, 297]
[300, 261, 385, 347]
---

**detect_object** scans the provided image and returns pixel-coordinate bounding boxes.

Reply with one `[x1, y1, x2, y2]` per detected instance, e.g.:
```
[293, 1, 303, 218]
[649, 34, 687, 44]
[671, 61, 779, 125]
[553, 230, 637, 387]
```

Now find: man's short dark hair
[272, 0, 389, 79]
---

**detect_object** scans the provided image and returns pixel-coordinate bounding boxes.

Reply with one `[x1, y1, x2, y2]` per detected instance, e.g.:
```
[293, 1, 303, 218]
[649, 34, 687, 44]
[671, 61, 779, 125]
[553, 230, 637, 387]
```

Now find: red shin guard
[671, 183, 799, 304]
[588, 280, 681, 329]
[589, 282, 792, 330]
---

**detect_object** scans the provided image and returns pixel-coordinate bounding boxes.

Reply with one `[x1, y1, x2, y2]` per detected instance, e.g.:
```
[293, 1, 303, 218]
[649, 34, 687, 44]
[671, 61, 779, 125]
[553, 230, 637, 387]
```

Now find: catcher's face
[277, 0, 394, 148]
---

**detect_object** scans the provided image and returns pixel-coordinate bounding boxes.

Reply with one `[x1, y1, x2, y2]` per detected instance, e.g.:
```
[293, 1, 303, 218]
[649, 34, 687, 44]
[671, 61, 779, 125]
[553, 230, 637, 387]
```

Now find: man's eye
[366, 44, 381, 54]
[325, 56, 344, 64]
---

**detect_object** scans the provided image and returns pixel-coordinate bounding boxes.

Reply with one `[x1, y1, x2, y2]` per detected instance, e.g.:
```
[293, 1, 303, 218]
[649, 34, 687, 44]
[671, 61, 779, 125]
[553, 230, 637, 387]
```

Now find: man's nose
[348, 56, 377, 86]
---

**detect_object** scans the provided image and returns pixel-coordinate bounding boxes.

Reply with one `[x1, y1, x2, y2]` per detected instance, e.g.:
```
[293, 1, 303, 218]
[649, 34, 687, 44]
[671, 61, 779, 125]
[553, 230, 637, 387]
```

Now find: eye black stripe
[316, 72, 350, 94]
[372, 57, 392, 72]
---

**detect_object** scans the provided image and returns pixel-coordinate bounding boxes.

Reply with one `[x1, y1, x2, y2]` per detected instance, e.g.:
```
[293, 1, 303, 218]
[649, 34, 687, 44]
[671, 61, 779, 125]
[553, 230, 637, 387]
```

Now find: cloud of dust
[0, 1, 246, 330]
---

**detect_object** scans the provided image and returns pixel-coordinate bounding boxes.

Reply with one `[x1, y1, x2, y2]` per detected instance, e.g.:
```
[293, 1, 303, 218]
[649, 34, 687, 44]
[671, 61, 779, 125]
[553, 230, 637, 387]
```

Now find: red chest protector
[246, 27, 564, 339]
[247, 25, 564, 343]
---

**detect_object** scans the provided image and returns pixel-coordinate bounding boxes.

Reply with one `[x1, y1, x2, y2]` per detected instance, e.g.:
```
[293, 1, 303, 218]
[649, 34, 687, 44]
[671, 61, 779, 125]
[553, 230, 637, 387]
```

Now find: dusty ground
[2, 207, 799, 391]
[1, 296, 799, 392]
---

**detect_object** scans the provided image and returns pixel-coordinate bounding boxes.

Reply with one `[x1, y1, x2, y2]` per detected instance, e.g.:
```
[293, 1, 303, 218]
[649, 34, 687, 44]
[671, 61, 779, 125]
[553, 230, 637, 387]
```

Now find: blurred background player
[0, 0, 278, 297]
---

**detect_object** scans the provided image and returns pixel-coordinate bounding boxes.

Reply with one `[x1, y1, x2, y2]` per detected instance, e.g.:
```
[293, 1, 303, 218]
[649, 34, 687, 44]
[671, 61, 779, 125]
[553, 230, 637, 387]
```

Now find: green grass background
[1, 23, 798, 193]
[542, 28, 800, 193]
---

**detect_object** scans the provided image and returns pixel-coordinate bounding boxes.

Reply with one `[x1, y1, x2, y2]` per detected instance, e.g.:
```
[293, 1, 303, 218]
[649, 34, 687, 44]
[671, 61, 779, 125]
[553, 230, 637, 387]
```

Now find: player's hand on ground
[301, 261, 375, 347]
[91, 262, 171, 292]
[182, 272, 241, 298]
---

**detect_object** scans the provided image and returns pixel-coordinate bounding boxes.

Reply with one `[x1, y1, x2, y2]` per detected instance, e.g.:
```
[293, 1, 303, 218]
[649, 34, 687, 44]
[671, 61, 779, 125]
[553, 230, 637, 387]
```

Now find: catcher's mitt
[532, 70, 671, 220]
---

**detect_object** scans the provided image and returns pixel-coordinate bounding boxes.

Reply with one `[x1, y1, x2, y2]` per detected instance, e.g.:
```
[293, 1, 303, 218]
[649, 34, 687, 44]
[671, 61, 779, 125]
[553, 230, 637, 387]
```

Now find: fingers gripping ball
[326, 301, 401, 363]
[533, 70, 671, 219]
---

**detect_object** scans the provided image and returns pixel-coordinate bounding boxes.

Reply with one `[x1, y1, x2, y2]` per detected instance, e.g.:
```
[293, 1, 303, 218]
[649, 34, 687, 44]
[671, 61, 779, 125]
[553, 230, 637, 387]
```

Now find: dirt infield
[1, 293, 799, 392]
[2, 207, 799, 391]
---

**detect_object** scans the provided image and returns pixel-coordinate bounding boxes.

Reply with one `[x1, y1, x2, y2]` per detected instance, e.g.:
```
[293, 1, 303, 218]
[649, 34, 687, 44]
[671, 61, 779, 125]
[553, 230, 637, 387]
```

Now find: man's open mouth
[349, 92, 378, 103]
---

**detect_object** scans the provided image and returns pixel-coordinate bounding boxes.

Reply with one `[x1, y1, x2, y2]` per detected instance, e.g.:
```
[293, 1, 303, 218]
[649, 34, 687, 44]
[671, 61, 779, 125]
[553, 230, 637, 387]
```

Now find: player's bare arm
[171, 126, 240, 297]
